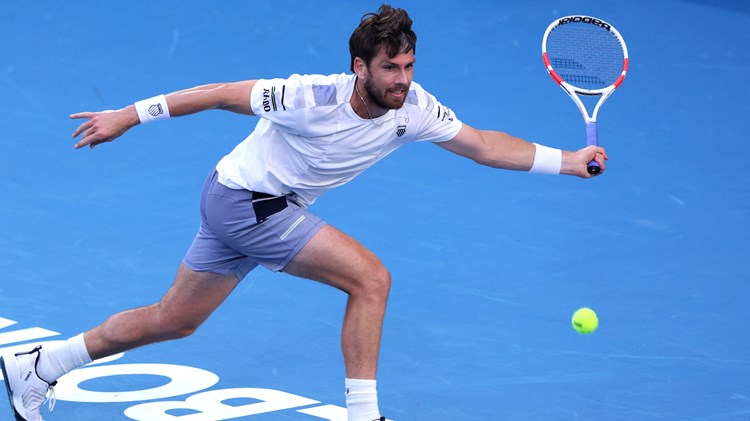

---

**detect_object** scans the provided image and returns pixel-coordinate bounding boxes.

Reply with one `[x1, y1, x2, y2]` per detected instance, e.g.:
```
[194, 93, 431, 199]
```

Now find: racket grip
[585, 122, 601, 175]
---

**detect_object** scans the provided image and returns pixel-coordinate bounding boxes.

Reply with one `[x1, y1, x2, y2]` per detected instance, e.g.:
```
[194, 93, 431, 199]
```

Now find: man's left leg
[283, 224, 391, 421]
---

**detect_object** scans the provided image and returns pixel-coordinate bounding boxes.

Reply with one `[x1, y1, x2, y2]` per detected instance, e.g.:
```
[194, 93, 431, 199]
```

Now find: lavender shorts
[183, 169, 326, 280]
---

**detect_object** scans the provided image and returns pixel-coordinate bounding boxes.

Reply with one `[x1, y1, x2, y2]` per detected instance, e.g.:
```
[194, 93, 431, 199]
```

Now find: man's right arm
[164, 80, 257, 116]
[70, 80, 257, 150]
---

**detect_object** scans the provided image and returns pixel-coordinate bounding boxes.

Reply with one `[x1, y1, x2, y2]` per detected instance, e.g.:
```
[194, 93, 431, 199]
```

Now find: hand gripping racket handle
[585, 122, 601, 175]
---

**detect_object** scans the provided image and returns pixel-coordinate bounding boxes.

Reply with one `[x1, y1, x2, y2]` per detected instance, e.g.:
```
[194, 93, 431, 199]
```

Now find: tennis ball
[572, 307, 598, 334]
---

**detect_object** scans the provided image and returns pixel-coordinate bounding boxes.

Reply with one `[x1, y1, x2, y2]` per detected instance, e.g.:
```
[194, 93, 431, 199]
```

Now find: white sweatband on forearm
[529, 143, 562, 175]
[134, 94, 170, 124]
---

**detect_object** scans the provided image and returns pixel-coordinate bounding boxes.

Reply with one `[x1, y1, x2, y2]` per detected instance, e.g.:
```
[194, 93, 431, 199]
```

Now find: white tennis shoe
[1, 346, 56, 421]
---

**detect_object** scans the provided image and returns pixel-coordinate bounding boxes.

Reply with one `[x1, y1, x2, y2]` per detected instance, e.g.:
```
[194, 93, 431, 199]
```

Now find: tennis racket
[542, 15, 628, 175]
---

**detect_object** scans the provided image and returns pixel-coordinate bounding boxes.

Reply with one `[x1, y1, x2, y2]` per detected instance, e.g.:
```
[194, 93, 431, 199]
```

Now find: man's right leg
[83, 263, 239, 360]
[1, 263, 239, 420]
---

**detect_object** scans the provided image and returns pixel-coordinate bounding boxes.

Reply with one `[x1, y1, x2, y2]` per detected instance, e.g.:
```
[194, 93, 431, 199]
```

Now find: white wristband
[529, 143, 562, 175]
[134, 94, 170, 124]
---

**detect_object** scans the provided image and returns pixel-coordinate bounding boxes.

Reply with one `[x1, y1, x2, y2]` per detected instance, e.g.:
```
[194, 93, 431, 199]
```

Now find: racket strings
[559, 74, 608, 88]
[546, 22, 625, 90]
[551, 58, 584, 70]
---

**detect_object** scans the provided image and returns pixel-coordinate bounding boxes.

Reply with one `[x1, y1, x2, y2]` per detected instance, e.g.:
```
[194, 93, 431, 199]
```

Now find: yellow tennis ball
[572, 307, 598, 334]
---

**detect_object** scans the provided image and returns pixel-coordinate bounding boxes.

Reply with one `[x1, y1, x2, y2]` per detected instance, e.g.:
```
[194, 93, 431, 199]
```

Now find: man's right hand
[70, 106, 140, 149]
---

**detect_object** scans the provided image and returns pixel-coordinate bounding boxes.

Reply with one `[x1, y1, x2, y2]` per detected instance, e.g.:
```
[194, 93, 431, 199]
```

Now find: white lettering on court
[0, 317, 352, 420]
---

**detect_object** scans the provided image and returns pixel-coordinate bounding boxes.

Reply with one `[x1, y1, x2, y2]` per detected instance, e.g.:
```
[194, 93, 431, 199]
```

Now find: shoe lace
[45, 385, 56, 412]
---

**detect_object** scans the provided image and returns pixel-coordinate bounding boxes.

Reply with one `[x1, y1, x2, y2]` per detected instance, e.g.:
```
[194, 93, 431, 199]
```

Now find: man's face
[362, 47, 415, 110]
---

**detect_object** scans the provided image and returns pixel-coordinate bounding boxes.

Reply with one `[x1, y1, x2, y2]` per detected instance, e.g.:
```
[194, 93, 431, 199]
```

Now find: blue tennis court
[1, 1, 749, 420]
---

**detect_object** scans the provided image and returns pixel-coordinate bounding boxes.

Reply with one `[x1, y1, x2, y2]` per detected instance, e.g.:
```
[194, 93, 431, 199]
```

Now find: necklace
[355, 77, 386, 126]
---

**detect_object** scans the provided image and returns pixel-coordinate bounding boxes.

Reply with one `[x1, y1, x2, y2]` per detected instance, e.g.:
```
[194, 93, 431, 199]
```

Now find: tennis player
[1, 4, 606, 421]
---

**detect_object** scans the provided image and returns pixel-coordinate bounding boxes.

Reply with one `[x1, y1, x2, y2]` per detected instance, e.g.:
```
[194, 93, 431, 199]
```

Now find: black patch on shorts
[252, 192, 288, 223]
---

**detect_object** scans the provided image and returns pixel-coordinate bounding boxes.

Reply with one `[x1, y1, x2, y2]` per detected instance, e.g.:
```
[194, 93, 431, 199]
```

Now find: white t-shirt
[216, 73, 462, 207]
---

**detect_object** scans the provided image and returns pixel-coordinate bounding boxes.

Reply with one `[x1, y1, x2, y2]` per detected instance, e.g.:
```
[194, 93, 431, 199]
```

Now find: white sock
[37, 333, 93, 383]
[345, 378, 380, 421]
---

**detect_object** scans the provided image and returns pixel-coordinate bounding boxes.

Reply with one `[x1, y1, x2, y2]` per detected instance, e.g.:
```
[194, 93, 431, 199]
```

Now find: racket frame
[541, 15, 629, 174]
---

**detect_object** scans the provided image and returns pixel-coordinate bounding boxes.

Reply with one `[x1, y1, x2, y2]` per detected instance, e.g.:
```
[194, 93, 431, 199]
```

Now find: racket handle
[585, 122, 601, 175]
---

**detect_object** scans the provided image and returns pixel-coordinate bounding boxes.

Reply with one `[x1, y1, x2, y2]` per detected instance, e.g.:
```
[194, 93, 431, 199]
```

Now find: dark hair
[349, 4, 417, 72]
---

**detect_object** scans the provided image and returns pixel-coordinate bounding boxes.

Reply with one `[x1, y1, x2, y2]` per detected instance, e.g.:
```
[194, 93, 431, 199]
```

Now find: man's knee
[154, 303, 204, 340]
[373, 264, 392, 297]
[155, 266, 238, 340]
[353, 263, 391, 303]
[169, 321, 200, 339]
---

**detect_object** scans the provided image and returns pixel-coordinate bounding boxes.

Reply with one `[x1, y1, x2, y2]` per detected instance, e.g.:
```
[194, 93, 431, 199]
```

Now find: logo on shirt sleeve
[262, 85, 287, 112]
[436, 105, 454, 122]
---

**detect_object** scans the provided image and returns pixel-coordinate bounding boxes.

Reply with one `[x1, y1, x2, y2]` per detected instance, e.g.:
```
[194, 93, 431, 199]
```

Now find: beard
[364, 76, 409, 110]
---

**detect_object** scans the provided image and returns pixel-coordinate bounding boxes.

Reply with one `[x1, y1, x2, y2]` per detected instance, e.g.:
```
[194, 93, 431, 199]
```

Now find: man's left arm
[436, 123, 608, 178]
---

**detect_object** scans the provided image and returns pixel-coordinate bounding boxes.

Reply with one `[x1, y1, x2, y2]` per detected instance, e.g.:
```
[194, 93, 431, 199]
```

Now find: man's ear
[353, 57, 367, 79]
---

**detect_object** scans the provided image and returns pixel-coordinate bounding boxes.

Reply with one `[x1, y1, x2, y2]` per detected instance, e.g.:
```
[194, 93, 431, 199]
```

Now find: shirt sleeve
[410, 86, 463, 143]
[250, 74, 309, 132]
